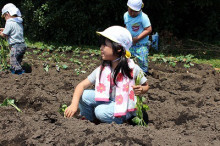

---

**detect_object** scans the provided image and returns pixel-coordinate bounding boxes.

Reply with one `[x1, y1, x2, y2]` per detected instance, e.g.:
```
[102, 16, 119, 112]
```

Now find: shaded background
[0, 0, 219, 46]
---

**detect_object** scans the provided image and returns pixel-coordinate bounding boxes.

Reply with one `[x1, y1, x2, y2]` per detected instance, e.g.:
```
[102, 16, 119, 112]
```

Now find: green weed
[0, 98, 22, 112]
[59, 104, 67, 117]
[151, 54, 195, 68]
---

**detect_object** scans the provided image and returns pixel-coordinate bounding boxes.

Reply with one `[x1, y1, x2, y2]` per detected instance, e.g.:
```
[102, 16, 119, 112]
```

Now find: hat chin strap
[112, 57, 121, 63]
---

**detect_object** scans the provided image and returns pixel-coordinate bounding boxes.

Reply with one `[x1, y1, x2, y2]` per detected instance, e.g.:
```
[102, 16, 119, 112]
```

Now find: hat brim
[96, 31, 120, 44]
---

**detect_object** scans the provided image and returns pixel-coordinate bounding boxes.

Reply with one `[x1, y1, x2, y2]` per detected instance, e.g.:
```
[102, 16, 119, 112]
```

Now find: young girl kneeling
[65, 26, 149, 124]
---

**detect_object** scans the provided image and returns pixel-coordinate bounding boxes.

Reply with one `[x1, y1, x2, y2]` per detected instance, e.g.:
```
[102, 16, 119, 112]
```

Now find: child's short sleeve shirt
[124, 11, 151, 45]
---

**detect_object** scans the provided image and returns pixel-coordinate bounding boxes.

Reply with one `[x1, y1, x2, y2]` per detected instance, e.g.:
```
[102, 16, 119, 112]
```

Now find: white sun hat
[2, 3, 22, 17]
[96, 26, 132, 51]
[127, 0, 143, 11]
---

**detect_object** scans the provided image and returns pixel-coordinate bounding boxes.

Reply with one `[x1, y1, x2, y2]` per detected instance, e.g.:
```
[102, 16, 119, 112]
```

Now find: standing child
[0, 3, 26, 75]
[124, 0, 152, 74]
[65, 26, 149, 124]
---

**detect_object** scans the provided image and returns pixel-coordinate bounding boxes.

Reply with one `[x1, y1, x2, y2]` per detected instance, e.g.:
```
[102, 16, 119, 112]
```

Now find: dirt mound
[0, 51, 219, 145]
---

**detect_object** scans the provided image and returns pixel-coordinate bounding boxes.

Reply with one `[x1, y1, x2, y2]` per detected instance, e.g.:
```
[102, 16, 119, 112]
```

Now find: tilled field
[0, 50, 219, 145]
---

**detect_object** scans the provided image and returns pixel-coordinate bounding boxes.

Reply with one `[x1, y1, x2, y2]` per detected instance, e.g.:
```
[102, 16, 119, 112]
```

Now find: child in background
[0, 3, 26, 75]
[65, 26, 149, 124]
[124, 0, 152, 74]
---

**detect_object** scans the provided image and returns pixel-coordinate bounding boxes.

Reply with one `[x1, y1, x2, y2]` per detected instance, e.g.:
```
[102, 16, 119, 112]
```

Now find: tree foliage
[0, 0, 219, 45]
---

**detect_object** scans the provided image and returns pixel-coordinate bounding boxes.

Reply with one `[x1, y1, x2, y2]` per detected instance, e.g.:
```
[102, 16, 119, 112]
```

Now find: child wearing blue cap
[124, 0, 152, 74]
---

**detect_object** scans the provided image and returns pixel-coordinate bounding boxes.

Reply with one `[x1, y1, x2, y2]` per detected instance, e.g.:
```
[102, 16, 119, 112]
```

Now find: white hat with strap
[97, 26, 132, 51]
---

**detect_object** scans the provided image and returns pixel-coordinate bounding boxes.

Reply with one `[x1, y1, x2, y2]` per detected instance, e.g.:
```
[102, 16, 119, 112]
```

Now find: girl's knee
[81, 90, 95, 104]
[94, 105, 124, 124]
[94, 106, 111, 123]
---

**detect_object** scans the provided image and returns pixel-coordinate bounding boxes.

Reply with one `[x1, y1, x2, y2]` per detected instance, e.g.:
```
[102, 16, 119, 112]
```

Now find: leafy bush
[0, 0, 219, 45]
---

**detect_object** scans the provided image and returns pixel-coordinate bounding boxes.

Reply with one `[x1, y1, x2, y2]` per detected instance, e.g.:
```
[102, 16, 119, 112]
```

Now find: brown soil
[0, 49, 219, 145]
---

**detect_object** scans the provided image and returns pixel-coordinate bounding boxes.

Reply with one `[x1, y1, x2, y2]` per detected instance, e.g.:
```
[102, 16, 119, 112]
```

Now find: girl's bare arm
[64, 78, 92, 118]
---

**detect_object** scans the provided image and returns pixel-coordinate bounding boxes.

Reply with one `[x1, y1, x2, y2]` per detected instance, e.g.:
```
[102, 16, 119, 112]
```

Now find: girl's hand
[0, 28, 4, 32]
[132, 85, 143, 96]
[64, 104, 78, 118]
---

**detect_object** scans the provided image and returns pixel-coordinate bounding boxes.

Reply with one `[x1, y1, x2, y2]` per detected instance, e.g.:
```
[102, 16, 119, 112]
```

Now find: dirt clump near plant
[0, 51, 219, 145]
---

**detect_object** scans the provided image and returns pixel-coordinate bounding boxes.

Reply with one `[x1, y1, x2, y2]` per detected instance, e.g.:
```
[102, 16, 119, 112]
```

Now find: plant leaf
[132, 116, 141, 124]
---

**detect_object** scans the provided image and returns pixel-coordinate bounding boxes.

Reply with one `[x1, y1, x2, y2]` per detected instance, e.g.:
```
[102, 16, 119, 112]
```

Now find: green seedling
[43, 63, 49, 72]
[0, 98, 22, 112]
[42, 52, 49, 57]
[59, 104, 67, 117]
[82, 55, 89, 59]
[47, 45, 55, 52]
[69, 58, 74, 62]
[151, 54, 195, 68]
[60, 53, 66, 58]
[132, 72, 149, 127]
[64, 46, 73, 52]
[81, 70, 86, 74]
[33, 49, 41, 54]
[72, 54, 80, 57]
[73, 59, 82, 65]
[73, 47, 80, 54]
[61, 64, 68, 70]
[52, 54, 60, 63]
[75, 68, 82, 75]
[184, 54, 194, 68]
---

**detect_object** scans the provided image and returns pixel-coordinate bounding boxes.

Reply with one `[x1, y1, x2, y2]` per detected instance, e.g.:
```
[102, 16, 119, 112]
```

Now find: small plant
[60, 53, 66, 58]
[0, 98, 22, 112]
[59, 104, 67, 117]
[183, 54, 194, 68]
[81, 70, 86, 74]
[47, 45, 55, 52]
[33, 49, 41, 55]
[69, 58, 74, 62]
[132, 72, 149, 127]
[43, 63, 49, 72]
[51, 54, 60, 63]
[73, 47, 80, 54]
[42, 52, 49, 57]
[82, 55, 89, 59]
[151, 54, 195, 68]
[73, 59, 82, 65]
[75, 68, 82, 75]
[61, 64, 68, 70]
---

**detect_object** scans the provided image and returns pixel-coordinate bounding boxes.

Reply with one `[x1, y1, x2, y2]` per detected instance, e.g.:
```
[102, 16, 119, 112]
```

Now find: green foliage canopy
[0, 0, 219, 45]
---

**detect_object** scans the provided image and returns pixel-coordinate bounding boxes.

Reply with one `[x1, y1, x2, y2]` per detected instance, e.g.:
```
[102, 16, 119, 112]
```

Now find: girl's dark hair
[99, 36, 133, 86]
